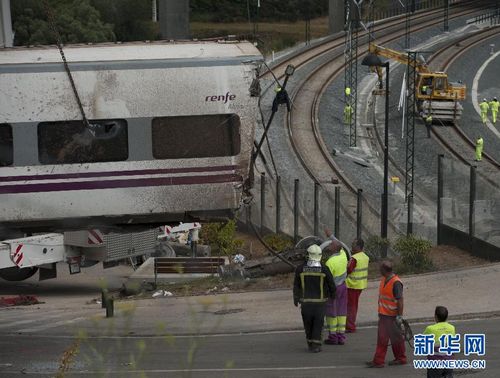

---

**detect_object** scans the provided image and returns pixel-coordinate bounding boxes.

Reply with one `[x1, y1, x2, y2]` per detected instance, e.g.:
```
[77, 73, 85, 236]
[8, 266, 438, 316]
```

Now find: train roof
[0, 40, 262, 65]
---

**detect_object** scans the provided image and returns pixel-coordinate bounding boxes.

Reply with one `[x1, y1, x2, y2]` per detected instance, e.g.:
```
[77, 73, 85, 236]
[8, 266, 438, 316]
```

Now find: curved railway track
[282, 3, 496, 234]
[367, 26, 500, 206]
[259, 1, 491, 84]
[427, 28, 500, 186]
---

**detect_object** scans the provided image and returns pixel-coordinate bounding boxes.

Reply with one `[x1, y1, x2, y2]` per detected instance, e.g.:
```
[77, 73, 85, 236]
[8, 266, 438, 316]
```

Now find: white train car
[0, 41, 262, 236]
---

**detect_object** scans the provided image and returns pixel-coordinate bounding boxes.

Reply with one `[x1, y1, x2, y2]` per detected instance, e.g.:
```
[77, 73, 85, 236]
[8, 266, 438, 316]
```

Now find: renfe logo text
[205, 92, 236, 104]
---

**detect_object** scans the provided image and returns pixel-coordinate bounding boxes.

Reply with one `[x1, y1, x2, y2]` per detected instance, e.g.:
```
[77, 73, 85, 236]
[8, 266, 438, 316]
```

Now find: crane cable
[42, 0, 90, 128]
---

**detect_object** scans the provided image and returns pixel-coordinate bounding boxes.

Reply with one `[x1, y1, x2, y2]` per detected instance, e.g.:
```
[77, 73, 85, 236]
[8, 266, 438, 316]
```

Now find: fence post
[101, 289, 108, 309]
[106, 298, 114, 318]
[260, 172, 266, 234]
[294, 179, 299, 244]
[276, 176, 281, 234]
[334, 186, 340, 238]
[356, 189, 363, 239]
[437, 154, 444, 245]
[314, 182, 319, 236]
[469, 165, 477, 241]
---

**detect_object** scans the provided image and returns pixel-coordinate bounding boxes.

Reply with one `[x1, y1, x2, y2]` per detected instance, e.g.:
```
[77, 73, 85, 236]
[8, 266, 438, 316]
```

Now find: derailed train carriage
[0, 41, 262, 280]
[0, 41, 262, 233]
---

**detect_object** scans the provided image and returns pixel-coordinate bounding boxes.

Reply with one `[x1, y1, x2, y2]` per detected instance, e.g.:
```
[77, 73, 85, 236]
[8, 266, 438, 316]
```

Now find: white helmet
[484, 98, 487, 102]
[307, 244, 322, 262]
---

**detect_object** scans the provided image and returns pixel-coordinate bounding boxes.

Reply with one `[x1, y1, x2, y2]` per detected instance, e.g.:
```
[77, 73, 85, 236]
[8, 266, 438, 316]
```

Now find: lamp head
[285, 64, 295, 76]
[361, 53, 387, 68]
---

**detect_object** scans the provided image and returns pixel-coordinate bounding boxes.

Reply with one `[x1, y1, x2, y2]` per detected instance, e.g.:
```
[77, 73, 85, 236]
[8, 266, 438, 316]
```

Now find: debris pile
[0, 295, 41, 307]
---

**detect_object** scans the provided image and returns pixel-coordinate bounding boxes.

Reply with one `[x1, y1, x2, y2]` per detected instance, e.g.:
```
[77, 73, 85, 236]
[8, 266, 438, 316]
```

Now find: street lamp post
[361, 54, 390, 244]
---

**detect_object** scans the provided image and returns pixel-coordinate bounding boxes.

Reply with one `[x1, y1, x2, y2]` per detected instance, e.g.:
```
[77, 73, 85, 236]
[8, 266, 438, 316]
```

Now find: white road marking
[472, 51, 500, 138]
[4, 315, 496, 339]
[58, 365, 389, 374]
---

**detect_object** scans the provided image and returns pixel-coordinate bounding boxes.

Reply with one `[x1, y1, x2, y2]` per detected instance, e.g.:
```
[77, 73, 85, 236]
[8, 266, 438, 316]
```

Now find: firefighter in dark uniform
[293, 244, 336, 353]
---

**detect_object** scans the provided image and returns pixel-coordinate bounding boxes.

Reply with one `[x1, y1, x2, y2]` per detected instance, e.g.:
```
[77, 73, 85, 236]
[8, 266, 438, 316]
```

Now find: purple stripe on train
[0, 174, 243, 194]
[0, 165, 240, 182]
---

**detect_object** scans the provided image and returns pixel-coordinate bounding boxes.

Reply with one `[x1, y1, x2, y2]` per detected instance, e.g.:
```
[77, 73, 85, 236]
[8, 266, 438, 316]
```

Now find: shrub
[200, 220, 244, 257]
[365, 235, 390, 261]
[263, 233, 294, 252]
[394, 235, 434, 274]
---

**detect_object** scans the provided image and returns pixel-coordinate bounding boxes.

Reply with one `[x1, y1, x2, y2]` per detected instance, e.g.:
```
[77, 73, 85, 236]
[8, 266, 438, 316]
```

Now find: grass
[190, 17, 330, 56]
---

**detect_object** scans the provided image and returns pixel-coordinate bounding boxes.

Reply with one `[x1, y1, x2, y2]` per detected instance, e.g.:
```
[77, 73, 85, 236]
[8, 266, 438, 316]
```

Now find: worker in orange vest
[367, 261, 407, 368]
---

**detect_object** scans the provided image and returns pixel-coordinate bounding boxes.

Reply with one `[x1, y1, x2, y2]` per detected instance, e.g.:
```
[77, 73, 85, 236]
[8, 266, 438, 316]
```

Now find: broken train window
[38, 119, 128, 164]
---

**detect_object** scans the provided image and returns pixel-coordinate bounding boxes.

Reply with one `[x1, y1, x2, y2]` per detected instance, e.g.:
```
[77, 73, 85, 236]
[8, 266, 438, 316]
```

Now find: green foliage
[200, 220, 244, 257]
[12, 0, 115, 46]
[365, 235, 390, 261]
[190, 0, 329, 23]
[91, 0, 159, 41]
[394, 235, 434, 274]
[11, 0, 158, 46]
[262, 233, 293, 252]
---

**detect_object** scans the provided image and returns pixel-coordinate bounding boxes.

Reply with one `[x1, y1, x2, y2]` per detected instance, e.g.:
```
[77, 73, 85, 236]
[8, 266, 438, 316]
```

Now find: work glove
[294, 300, 299, 307]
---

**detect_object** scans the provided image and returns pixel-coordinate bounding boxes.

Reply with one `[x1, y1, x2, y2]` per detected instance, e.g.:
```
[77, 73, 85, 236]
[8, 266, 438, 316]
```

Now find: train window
[0, 124, 13, 166]
[152, 114, 241, 159]
[38, 119, 128, 164]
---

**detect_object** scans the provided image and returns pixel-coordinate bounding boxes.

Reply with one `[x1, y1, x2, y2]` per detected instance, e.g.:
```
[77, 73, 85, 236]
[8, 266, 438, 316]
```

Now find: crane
[368, 43, 466, 122]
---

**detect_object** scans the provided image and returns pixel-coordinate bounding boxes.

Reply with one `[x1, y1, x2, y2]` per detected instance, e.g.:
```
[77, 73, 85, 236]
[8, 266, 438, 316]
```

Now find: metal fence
[240, 171, 362, 246]
[466, 9, 500, 25]
[371, 0, 461, 21]
[438, 155, 500, 259]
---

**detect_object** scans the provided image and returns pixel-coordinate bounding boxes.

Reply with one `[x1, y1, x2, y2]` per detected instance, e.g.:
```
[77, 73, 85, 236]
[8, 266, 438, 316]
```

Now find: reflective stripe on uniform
[378, 302, 398, 311]
[300, 272, 326, 302]
[334, 272, 347, 286]
[301, 298, 328, 303]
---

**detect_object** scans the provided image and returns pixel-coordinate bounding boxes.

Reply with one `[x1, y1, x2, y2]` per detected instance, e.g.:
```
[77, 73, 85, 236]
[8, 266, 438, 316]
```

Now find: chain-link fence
[438, 155, 500, 259]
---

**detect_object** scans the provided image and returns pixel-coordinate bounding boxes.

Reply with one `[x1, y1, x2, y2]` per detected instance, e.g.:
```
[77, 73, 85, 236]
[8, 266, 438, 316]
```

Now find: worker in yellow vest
[344, 104, 354, 125]
[346, 238, 370, 333]
[323, 239, 348, 345]
[489, 97, 499, 124]
[367, 261, 407, 368]
[423, 306, 456, 377]
[479, 99, 489, 125]
[475, 136, 483, 162]
[424, 113, 433, 138]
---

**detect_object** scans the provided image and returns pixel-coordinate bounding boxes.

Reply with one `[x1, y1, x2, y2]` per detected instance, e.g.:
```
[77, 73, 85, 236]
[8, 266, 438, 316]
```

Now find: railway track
[427, 27, 500, 187]
[367, 26, 500, 207]
[259, 0, 491, 84]
[282, 2, 496, 235]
